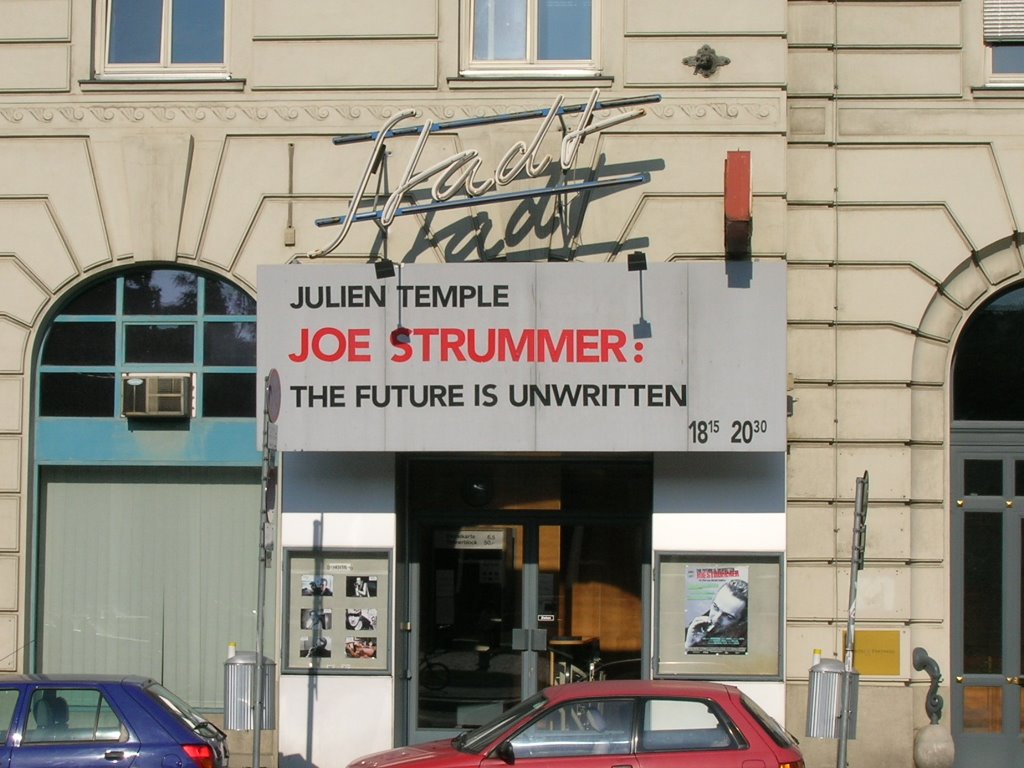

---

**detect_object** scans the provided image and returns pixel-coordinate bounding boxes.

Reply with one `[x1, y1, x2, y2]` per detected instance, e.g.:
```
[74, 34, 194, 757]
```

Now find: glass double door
[951, 448, 1024, 766]
[403, 458, 650, 743]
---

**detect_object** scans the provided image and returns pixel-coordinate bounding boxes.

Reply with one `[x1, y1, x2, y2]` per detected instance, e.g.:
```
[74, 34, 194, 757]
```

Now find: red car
[351, 680, 804, 768]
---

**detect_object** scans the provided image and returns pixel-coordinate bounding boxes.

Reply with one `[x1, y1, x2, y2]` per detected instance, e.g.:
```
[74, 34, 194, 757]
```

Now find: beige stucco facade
[2, 1, 1021, 766]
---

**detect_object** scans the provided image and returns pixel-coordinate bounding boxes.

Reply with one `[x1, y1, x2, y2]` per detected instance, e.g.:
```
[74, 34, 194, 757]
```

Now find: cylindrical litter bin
[806, 657, 858, 739]
[224, 651, 276, 730]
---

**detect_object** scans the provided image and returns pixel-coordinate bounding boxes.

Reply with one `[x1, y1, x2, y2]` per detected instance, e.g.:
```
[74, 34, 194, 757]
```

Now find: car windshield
[145, 682, 223, 740]
[456, 692, 549, 753]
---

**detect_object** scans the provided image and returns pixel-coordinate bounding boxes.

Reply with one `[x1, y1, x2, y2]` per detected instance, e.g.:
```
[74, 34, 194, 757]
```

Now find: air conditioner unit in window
[121, 373, 193, 418]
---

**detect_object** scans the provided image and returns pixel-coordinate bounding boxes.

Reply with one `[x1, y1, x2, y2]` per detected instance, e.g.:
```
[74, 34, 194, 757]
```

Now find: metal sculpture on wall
[683, 45, 731, 78]
[912, 646, 945, 725]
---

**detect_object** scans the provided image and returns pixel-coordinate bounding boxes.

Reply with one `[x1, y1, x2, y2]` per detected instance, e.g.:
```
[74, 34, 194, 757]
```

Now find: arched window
[952, 284, 1024, 421]
[38, 267, 256, 418]
[32, 267, 263, 708]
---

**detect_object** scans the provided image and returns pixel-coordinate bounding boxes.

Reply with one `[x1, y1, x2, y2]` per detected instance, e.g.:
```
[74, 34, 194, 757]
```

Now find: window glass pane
[992, 44, 1024, 73]
[204, 322, 256, 366]
[964, 459, 1003, 496]
[125, 325, 194, 363]
[124, 271, 198, 315]
[205, 281, 256, 316]
[953, 286, 1024, 420]
[1015, 460, 1024, 496]
[61, 282, 116, 315]
[0, 689, 19, 744]
[474, 0, 527, 60]
[510, 700, 632, 758]
[538, 0, 591, 60]
[42, 323, 115, 366]
[171, 0, 224, 63]
[25, 689, 73, 742]
[108, 0, 163, 63]
[963, 686, 1003, 733]
[964, 512, 1002, 673]
[40, 374, 115, 417]
[640, 698, 736, 751]
[203, 373, 256, 417]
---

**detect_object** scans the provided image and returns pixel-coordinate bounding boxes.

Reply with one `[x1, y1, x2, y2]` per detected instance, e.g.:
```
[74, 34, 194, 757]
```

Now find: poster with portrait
[654, 553, 781, 679]
[682, 565, 749, 655]
[284, 549, 391, 674]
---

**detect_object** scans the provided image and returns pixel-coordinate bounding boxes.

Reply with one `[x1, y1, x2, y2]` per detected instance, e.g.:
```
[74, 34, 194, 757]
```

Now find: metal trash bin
[224, 651, 276, 730]
[806, 657, 858, 739]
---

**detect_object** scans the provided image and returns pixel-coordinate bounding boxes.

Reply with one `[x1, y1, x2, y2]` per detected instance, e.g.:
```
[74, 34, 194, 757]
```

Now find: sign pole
[837, 471, 869, 768]
[253, 370, 280, 768]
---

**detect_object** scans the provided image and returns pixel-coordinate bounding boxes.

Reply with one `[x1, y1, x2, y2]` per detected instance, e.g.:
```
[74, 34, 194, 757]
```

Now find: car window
[144, 681, 222, 741]
[23, 688, 127, 743]
[509, 699, 633, 758]
[740, 692, 798, 748]
[639, 698, 738, 752]
[0, 688, 20, 744]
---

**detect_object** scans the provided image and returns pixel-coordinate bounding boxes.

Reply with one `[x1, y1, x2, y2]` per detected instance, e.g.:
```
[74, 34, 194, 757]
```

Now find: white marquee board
[257, 262, 785, 452]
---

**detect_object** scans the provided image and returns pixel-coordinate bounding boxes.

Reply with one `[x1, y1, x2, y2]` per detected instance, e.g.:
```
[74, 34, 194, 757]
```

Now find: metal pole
[837, 471, 868, 768]
[253, 374, 276, 768]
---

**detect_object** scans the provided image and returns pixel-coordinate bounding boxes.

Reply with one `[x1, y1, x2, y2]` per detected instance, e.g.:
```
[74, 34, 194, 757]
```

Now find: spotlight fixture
[627, 251, 647, 271]
[375, 258, 396, 279]
[628, 250, 652, 338]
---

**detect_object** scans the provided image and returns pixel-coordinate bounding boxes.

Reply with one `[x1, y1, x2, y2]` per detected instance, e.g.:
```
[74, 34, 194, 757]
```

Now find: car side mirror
[495, 741, 515, 765]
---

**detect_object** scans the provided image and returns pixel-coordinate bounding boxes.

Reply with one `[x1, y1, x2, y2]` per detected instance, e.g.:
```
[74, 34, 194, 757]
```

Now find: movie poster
[683, 565, 749, 655]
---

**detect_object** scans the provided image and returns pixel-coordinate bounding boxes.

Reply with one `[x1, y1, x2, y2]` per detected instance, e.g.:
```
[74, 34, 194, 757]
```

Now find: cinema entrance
[400, 456, 651, 742]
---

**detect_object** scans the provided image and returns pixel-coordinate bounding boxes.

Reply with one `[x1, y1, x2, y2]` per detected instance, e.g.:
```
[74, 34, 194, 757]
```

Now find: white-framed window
[985, 0, 1024, 81]
[464, 0, 598, 75]
[100, 0, 227, 77]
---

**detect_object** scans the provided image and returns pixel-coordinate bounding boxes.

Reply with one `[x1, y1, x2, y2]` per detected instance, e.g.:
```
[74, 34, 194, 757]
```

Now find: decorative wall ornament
[683, 45, 731, 78]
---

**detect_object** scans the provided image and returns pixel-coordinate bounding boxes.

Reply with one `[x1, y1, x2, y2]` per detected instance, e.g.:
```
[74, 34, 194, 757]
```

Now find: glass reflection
[538, 0, 591, 60]
[954, 285, 1024, 420]
[963, 687, 1002, 733]
[205, 282, 255, 316]
[42, 323, 115, 366]
[125, 325, 194, 363]
[474, 0, 526, 60]
[204, 323, 255, 366]
[124, 271, 198, 315]
[965, 459, 1002, 496]
[963, 513, 1002, 673]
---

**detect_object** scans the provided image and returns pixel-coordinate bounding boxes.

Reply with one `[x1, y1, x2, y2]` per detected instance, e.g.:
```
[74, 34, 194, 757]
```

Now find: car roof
[0, 674, 157, 686]
[540, 679, 738, 703]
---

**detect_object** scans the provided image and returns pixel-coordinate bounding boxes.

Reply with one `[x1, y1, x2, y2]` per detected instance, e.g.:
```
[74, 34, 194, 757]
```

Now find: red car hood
[348, 739, 479, 768]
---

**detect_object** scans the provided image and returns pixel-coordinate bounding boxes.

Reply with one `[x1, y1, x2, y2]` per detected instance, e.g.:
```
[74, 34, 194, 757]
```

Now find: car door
[9, 686, 138, 768]
[633, 697, 749, 768]
[499, 698, 639, 768]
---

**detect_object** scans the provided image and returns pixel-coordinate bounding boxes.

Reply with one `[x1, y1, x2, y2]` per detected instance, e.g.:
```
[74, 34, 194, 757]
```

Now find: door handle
[104, 750, 125, 761]
[1007, 676, 1024, 687]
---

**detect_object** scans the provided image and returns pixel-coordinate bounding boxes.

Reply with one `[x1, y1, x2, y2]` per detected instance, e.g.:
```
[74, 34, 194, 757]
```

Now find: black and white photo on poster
[301, 575, 334, 596]
[301, 607, 333, 630]
[683, 565, 749, 654]
[345, 608, 377, 630]
[346, 575, 377, 597]
[299, 635, 332, 658]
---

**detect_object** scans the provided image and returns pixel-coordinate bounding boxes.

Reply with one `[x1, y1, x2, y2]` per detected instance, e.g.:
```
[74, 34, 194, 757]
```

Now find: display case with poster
[654, 553, 783, 679]
[283, 549, 391, 674]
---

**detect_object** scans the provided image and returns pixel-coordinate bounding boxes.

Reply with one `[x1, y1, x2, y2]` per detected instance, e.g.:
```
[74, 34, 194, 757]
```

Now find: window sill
[80, 77, 246, 93]
[449, 73, 613, 90]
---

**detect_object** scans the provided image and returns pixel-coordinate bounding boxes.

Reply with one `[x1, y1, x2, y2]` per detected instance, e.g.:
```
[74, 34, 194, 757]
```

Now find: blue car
[0, 674, 228, 767]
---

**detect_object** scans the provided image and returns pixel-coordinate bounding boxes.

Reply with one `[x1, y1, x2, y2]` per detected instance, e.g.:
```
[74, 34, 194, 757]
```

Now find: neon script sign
[312, 89, 660, 255]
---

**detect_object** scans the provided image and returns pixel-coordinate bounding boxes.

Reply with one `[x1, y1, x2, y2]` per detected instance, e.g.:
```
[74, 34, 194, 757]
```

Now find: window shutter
[986, 0, 1024, 42]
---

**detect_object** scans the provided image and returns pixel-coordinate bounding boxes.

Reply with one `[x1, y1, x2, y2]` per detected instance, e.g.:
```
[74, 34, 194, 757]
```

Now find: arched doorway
[32, 266, 263, 709]
[951, 284, 1024, 764]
